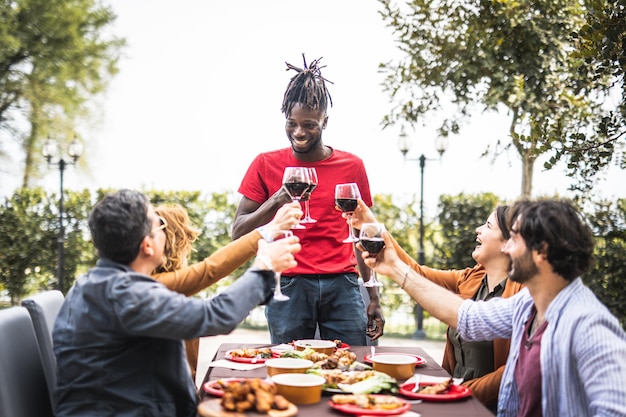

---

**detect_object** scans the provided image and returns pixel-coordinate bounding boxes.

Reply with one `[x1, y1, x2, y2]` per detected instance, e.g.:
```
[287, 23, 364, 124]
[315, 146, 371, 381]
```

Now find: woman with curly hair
[152, 201, 301, 380]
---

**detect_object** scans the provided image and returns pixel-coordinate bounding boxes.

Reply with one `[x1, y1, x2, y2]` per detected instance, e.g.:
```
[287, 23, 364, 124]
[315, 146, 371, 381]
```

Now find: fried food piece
[331, 394, 404, 410]
[273, 395, 290, 410]
[418, 377, 453, 394]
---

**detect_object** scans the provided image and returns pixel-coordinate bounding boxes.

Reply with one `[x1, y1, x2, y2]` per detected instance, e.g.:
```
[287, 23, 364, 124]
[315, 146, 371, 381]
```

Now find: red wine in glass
[360, 223, 385, 287]
[335, 198, 358, 213]
[301, 168, 319, 224]
[282, 167, 310, 229]
[334, 183, 361, 243]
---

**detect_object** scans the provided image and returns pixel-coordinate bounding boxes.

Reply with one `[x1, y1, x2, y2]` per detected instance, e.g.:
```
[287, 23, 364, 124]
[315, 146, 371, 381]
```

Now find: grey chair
[0, 306, 54, 417]
[22, 289, 65, 406]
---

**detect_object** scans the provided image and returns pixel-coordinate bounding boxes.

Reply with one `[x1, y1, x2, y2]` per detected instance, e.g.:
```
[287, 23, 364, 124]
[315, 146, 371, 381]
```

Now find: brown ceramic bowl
[265, 358, 314, 377]
[370, 354, 416, 380]
[270, 373, 325, 405]
[293, 339, 336, 356]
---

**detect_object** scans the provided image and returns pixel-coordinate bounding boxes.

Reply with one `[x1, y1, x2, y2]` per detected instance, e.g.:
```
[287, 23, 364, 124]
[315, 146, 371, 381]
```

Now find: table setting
[197, 341, 495, 417]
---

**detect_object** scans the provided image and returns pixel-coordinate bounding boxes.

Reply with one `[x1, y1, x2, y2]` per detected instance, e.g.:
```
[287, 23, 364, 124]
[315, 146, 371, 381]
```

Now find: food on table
[330, 394, 406, 410]
[307, 369, 398, 394]
[333, 339, 345, 348]
[227, 347, 273, 359]
[417, 377, 453, 395]
[219, 378, 292, 413]
[281, 347, 357, 369]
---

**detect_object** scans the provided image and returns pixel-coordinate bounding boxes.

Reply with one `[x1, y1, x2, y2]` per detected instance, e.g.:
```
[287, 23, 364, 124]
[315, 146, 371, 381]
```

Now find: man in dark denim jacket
[53, 189, 300, 417]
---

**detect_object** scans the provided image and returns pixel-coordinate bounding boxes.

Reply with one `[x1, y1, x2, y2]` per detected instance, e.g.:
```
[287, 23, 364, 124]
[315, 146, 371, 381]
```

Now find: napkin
[206, 359, 266, 371]
[405, 374, 463, 385]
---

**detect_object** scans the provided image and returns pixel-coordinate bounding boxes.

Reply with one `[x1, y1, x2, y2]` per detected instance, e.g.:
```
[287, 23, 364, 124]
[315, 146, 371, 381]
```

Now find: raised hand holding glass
[267, 230, 293, 301]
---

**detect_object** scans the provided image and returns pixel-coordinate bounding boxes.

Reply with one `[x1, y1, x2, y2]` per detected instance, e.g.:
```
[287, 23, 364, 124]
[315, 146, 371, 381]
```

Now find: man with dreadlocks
[232, 54, 385, 346]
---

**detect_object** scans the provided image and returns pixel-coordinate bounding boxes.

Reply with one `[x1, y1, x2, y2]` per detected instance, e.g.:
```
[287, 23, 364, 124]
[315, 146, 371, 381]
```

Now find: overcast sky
[4, 0, 625, 217]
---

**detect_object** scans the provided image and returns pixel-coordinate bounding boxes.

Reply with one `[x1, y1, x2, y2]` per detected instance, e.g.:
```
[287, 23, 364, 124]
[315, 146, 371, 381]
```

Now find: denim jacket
[53, 259, 273, 417]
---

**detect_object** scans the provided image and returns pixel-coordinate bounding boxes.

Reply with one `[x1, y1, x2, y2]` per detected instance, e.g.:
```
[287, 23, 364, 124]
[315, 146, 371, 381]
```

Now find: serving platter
[399, 382, 472, 402]
[197, 399, 297, 417]
[328, 395, 411, 416]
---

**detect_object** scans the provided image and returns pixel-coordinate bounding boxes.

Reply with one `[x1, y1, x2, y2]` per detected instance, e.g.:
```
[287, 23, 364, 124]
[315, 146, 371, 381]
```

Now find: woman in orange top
[152, 202, 301, 380]
[350, 200, 523, 410]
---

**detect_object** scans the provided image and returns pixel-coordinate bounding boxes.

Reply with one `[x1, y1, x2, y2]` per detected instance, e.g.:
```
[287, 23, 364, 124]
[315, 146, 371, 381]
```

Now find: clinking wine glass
[282, 167, 310, 229]
[359, 223, 386, 287]
[300, 167, 319, 224]
[335, 183, 361, 243]
[267, 230, 293, 301]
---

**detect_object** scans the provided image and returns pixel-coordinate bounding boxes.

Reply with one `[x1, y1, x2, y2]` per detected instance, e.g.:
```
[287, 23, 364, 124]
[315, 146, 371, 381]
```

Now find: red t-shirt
[238, 147, 373, 275]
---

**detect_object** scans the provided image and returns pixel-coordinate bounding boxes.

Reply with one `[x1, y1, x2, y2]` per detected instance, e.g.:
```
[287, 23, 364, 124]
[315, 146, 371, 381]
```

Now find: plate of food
[363, 352, 427, 367]
[399, 378, 472, 402]
[198, 378, 297, 417]
[224, 348, 278, 363]
[306, 369, 397, 394]
[328, 394, 411, 416]
[202, 378, 246, 397]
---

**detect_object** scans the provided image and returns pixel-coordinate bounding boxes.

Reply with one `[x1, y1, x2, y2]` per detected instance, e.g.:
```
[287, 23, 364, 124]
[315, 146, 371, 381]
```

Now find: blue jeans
[266, 273, 367, 346]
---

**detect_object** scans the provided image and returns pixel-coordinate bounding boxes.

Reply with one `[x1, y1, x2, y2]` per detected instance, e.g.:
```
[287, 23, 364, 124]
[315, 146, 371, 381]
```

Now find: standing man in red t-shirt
[232, 54, 385, 346]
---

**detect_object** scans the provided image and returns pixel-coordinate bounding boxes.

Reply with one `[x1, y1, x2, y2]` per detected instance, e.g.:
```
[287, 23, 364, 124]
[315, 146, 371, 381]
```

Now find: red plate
[328, 395, 411, 415]
[224, 349, 279, 363]
[399, 382, 472, 401]
[362, 353, 427, 367]
[337, 342, 351, 350]
[202, 378, 245, 397]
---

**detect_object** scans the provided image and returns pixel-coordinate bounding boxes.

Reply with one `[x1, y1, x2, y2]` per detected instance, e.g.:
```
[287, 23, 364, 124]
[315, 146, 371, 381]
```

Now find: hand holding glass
[282, 167, 310, 229]
[335, 183, 361, 243]
[267, 230, 293, 301]
[359, 223, 386, 287]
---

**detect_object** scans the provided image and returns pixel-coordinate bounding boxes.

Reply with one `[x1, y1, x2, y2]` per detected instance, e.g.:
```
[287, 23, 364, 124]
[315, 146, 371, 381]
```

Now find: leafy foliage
[0, 0, 125, 186]
[378, 0, 617, 197]
[583, 198, 626, 327]
[431, 193, 503, 270]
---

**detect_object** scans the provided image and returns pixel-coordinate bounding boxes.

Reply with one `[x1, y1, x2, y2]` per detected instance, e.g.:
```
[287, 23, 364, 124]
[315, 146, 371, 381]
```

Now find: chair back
[21, 289, 65, 406]
[0, 306, 54, 417]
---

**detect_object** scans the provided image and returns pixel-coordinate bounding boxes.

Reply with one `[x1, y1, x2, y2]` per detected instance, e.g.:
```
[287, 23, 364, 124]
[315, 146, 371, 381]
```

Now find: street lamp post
[397, 127, 448, 339]
[42, 135, 83, 293]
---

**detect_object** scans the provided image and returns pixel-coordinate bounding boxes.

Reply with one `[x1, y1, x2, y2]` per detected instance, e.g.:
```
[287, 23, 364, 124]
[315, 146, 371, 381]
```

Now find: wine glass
[282, 167, 310, 229]
[300, 167, 319, 224]
[335, 183, 361, 243]
[359, 223, 386, 287]
[267, 230, 293, 301]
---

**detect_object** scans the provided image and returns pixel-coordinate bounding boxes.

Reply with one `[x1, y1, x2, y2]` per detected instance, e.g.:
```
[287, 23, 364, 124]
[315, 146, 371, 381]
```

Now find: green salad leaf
[337, 372, 398, 394]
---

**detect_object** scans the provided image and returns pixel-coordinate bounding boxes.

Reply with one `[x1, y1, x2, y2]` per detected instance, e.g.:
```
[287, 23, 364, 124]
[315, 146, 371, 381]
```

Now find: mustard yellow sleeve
[153, 230, 261, 296]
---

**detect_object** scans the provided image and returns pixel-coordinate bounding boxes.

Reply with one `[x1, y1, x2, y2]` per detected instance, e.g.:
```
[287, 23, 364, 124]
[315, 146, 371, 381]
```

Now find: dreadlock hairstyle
[281, 53, 334, 117]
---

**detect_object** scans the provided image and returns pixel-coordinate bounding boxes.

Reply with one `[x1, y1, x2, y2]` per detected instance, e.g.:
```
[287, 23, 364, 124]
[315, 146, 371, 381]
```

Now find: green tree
[0, 0, 125, 186]
[378, 0, 611, 198]
[0, 188, 56, 304]
[551, 0, 626, 193]
[583, 198, 626, 328]
[432, 193, 503, 270]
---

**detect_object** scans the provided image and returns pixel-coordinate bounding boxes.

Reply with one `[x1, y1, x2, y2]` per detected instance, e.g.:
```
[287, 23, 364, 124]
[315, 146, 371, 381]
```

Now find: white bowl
[271, 373, 325, 404]
[293, 339, 336, 355]
[265, 358, 314, 377]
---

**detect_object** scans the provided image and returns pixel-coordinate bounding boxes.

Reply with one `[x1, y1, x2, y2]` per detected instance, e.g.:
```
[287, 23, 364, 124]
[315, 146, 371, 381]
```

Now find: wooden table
[198, 343, 495, 416]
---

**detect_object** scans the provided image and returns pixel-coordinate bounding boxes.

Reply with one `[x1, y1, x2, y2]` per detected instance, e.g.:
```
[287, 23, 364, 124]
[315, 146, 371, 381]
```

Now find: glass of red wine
[301, 167, 319, 224]
[268, 230, 293, 301]
[335, 183, 361, 243]
[282, 167, 310, 229]
[359, 222, 386, 287]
